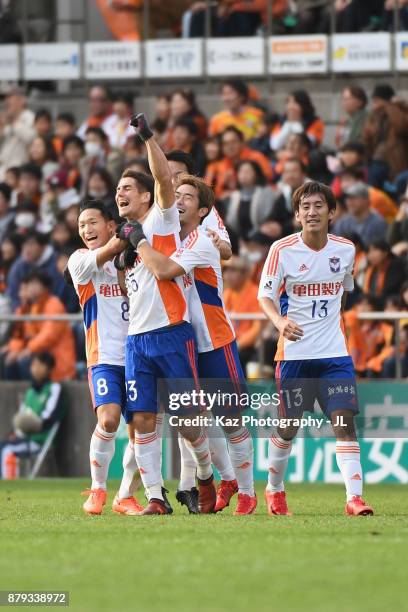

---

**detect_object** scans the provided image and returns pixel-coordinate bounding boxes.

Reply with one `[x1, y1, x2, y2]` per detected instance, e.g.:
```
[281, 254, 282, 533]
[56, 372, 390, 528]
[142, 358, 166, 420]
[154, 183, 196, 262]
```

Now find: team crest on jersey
[329, 256, 340, 273]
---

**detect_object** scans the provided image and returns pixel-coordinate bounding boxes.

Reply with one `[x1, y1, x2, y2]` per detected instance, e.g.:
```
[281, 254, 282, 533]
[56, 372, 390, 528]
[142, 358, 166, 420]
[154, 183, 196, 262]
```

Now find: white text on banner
[24, 43, 80, 80]
[332, 33, 391, 73]
[269, 35, 328, 75]
[145, 39, 202, 78]
[206, 37, 264, 76]
[85, 42, 141, 79]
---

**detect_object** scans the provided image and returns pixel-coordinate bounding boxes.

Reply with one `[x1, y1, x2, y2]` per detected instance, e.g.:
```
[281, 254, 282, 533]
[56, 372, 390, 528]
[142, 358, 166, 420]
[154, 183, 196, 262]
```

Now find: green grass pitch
[0, 480, 406, 612]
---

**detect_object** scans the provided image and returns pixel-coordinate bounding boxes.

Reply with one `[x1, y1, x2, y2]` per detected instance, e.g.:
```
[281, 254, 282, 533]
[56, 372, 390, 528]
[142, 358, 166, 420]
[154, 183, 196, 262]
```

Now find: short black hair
[0, 182, 11, 201]
[369, 239, 391, 253]
[25, 270, 52, 289]
[62, 135, 84, 152]
[174, 117, 198, 136]
[34, 108, 52, 123]
[20, 163, 42, 181]
[79, 199, 114, 221]
[57, 112, 76, 126]
[23, 230, 49, 246]
[340, 142, 365, 156]
[85, 126, 108, 142]
[114, 91, 134, 108]
[222, 125, 244, 142]
[166, 150, 196, 175]
[236, 159, 266, 186]
[32, 351, 55, 370]
[120, 170, 155, 205]
[222, 79, 249, 104]
[339, 166, 365, 181]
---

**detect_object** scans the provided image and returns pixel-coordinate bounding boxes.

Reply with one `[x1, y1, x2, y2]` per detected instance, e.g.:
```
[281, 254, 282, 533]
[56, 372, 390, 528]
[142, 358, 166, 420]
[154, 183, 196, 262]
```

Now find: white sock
[227, 428, 254, 496]
[156, 413, 165, 486]
[207, 425, 235, 481]
[336, 440, 363, 501]
[90, 425, 116, 490]
[185, 430, 212, 481]
[266, 433, 292, 493]
[134, 431, 163, 501]
[118, 441, 138, 499]
[178, 434, 196, 490]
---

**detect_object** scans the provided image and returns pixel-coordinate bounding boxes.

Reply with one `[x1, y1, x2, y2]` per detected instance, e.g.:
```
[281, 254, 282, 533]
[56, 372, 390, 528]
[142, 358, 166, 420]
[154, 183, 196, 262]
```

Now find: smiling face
[78, 208, 114, 250]
[115, 176, 151, 221]
[295, 193, 334, 234]
[175, 183, 207, 229]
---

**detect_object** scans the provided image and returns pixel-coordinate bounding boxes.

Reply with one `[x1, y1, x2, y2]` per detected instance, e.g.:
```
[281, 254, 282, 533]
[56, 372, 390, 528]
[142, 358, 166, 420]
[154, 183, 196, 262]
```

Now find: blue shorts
[88, 364, 126, 412]
[125, 322, 199, 420]
[276, 356, 359, 418]
[198, 341, 247, 416]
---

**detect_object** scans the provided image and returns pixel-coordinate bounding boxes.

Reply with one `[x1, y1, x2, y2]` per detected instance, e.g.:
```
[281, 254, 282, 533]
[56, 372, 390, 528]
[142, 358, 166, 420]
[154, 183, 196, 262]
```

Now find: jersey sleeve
[202, 207, 231, 245]
[170, 232, 215, 274]
[257, 243, 284, 302]
[151, 201, 180, 230]
[343, 246, 355, 292]
[68, 249, 98, 285]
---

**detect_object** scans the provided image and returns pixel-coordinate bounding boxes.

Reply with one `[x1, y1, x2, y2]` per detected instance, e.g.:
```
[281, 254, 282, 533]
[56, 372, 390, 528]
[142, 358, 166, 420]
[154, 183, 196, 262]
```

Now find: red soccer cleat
[234, 493, 257, 515]
[112, 494, 144, 516]
[345, 496, 374, 516]
[137, 498, 169, 515]
[81, 488, 107, 515]
[264, 490, 292, 516]
[198, 475, 217, 513]
[214, 479, 238, 513]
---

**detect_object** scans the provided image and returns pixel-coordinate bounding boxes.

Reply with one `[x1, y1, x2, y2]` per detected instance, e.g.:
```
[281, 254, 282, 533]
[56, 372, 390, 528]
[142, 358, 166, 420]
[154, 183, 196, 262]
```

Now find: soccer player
[258, 181, 374, 516]
[126, 174, 257, 515]
[115, 114, 216, 515]
[68, 200, 144, 516]
[165, 150, 237, 514]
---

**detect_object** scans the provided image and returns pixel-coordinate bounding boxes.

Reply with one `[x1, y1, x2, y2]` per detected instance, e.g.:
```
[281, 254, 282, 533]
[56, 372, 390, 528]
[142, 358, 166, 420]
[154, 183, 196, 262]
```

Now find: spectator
[0, 182, 14, 242]
[15, 163, 42, 209]
[205, 125, 272, 200]
[362, 240, 406, 306]
[209, 80, 264, 141]
[54, 112, 76, 155]
[363, 84, 408, 188]
[224, 160, 291, 242]
[51, 220, 81, 254]
[77, 86, 113, 140]
[270, 89, 324, 151]
[204, 136, 222, 166]
[171, 118, 206, 176]
[39, 170, 80, 233]
[3, 270, 76, 381]
[125, 158, 152, 175]
[102, 91, 134, 149]
[336, 86, 368, 148]
[81, 126, 124, 188]
[335, 0, 384, 32]
[59, 135, 84, 192]
[166, 149, 196, 182]
[84, 167, 115, 209]
[167, 89, 207, 146]
[0, 352, 63, 479]
[13, 202, 38, 235]
[154, 94, 171, 125]
[6, 231, 67, 311]
[247, 113, 277, 158]
[333, 182, 387, 246]
[388, 195, 408, 256]
[339, 167, 397, 223]
[330, 142, 367, 198]
[28, 136, 59, 185]
[0, 234, 21, 294]
[275, 132, 311, 177]
[223, 255, 262, 372]
[276, 158, 308, 214]
[242, 230, 273, 284]
[0, 85, 36, 180]
[382, 0, 408, 30]
[381, 324, 408, 378]
[34, 109, 53, 139]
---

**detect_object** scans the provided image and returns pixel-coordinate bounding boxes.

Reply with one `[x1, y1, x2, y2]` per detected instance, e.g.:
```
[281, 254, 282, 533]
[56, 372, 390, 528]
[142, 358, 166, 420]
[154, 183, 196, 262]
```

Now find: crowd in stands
[1, 76, 408, 382]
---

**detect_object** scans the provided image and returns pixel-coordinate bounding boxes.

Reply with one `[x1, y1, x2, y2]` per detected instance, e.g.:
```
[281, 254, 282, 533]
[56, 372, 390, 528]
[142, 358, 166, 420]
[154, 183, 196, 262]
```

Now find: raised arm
[130, 113, 174, 209]
[138, 241, 184, 281]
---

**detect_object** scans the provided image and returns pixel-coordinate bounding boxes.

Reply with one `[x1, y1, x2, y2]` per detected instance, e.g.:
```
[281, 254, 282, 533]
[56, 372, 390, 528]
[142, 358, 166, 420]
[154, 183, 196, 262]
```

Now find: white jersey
[68, 249, 128, 367]
[125, 202, 188, 335]
[201, 206, 231, 244]
[170, 226, 235, 353]
[258, 232, 355, 361]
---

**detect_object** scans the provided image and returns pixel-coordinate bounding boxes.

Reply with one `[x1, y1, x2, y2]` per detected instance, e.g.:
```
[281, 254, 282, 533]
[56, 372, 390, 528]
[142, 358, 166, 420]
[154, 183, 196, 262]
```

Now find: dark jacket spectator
[362, 240, 406, 307]
[336, 86, 368, 148]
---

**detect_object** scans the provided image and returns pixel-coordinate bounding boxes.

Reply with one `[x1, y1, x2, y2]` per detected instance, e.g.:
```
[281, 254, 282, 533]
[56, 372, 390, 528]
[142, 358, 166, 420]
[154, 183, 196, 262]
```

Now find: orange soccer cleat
[198, 475, 217, 513]
[214, 479, 238, 513]
[234, 493, 257, 515]
[112, 494, 144, 516]
[137, 498, 169, 515]
[81, 488, 107, 515]
[264, 490, 292, 516]
[345, 496, 374, 516]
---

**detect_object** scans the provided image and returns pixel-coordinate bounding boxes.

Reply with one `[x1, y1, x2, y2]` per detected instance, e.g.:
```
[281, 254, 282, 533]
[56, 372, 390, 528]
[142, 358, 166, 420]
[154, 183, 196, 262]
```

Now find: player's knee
[99, 414, 120, 433]
[132, 412, 156, 434]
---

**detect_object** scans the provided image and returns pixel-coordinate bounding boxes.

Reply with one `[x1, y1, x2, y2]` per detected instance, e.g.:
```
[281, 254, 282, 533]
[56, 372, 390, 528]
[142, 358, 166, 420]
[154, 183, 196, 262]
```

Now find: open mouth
[85, 236, 98, 243]
[118, 199, 129, 210]
[177, 206, 185, 215]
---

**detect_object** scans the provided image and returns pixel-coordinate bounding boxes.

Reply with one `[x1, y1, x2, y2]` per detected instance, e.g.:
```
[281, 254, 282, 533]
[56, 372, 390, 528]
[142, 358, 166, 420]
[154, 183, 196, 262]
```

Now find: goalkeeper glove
[130, 113, 154, 143]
